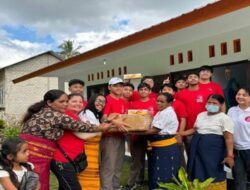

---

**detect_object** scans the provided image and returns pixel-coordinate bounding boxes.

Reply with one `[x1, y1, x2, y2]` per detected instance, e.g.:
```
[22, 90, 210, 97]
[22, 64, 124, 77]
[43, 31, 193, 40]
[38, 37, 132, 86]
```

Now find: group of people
[0, 65, 249, 190]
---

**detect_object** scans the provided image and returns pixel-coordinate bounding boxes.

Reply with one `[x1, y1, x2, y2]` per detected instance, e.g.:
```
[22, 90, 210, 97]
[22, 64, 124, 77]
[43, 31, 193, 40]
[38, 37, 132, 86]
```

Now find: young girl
[0, 137, 39, 190]
[78, 94, 106, 190]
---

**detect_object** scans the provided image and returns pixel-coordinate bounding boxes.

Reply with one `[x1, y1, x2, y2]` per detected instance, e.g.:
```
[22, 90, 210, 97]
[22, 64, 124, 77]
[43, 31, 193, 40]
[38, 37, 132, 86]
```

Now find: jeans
[50, 159, 82, 190]
[233, 149, 250, 190]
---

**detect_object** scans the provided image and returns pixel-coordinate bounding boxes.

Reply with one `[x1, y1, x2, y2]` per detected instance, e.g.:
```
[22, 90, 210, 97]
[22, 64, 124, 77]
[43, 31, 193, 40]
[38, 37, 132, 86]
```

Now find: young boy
[123, 83, 157, 190]
[122, 82, 134, 102]
[131, 76, 157, 101]
[161, 84, 187, 138]
[174, 76, 187, 92]
[68, 79, 87, 107]
[198, 65, 224, 96]
[175, 72, 211, 150]
[100, 77, 127, 190]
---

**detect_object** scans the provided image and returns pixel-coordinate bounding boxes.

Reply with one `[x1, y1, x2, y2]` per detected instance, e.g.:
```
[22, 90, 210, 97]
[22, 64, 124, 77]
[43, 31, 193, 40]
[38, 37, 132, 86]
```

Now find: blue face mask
[206, 104, 220, 113]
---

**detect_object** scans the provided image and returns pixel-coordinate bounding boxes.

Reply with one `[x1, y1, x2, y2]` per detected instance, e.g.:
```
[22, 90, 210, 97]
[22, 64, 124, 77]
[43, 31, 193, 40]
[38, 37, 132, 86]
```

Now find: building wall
[4, 54, 60, 118]
[0, 70, 5, 108]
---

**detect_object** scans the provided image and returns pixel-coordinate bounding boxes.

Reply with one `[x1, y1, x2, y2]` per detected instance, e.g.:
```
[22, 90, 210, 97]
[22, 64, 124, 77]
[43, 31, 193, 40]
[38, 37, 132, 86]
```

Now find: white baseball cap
[108, 77, 124, 85]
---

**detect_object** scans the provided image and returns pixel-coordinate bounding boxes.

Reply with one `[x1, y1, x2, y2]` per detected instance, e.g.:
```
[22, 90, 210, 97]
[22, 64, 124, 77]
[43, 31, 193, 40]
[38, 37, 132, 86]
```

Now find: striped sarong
[20, 133, 56, 190]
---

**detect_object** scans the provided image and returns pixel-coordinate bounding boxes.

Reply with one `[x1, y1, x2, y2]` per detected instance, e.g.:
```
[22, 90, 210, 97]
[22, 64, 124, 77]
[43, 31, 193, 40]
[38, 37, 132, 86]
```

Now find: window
[97, 72, 100, 80]
[118, 67, 122, 75]
[123, 66, 127, 74]
[91, 73, 94, 81]
[221, 42, 227, 55]
[170, 55, 175, 65]
[178, 53, 183, 64]
[0, 86, 4, 106]
[233, 39, 241, 53]
[107, 70, 110, 78]
[112, 69, 115, 77]
[101, 72, 104, 79]
[209, 45, 215, 57]
[88, 74, 91, 81]
[187, 50, 193, 62]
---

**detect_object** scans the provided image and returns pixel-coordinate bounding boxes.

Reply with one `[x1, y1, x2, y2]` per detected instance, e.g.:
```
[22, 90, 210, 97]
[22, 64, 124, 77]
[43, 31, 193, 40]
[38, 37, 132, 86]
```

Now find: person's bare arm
[223, 131, 234, 168]
[176, 118, 186, 144]
[0, 177, 18, 190]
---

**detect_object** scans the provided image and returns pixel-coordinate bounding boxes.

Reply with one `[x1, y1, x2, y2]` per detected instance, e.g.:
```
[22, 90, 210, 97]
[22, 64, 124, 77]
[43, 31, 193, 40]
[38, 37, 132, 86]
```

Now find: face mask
[206, 104, 220, 113]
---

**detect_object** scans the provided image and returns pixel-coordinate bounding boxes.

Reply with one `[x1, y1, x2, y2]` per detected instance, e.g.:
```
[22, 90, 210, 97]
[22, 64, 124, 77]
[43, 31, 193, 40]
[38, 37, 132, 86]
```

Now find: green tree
[58, 40, 82, 59]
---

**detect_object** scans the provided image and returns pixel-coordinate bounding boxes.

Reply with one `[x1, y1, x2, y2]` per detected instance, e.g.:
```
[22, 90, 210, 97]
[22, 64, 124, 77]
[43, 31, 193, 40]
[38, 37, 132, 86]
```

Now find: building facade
[13, 1, 250, 104]
[0, 51, 61, 117]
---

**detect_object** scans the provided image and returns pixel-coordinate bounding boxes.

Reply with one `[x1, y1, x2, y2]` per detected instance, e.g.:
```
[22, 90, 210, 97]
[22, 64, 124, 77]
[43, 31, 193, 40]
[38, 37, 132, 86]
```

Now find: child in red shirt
[100, 77, 127, 190]
[131, 76, 158, 101]
[123, 83, 157, 190]
[175, 72, 211, 150]
[198, 65, 224, 96]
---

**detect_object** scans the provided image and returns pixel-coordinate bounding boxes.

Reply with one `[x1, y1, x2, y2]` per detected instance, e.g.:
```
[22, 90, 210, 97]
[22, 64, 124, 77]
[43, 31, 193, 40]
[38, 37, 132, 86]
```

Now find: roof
[0, 51, 63, 70]
[13, 0, 250, 84]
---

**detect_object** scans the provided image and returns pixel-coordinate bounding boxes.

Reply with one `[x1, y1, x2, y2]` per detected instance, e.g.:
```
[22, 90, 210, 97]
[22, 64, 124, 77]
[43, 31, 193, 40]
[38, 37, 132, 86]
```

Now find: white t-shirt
[228, 106, 250, 150]
[0, 163, 33, 190]
[194, 111, 234, 135]
[151, 106, 178, 135]
[79, 109, 100, 125]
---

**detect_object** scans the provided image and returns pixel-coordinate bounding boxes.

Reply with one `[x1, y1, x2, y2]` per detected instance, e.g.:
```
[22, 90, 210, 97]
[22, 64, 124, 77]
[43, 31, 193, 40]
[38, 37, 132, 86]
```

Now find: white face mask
[206, 104, 220, 113]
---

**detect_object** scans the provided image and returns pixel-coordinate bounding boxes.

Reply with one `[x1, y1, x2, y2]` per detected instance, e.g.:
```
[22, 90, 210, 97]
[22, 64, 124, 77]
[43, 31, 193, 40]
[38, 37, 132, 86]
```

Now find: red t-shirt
[83, 100, 88, 108]
[130, 98, 158, 116]
[172, 99, 188, 131]
[103, 95, 128, 137]
[131, 91, 158, 102]
[175, 88, 211, 130]
[199, 82, 224, 96]
[53, 110, 85, 163]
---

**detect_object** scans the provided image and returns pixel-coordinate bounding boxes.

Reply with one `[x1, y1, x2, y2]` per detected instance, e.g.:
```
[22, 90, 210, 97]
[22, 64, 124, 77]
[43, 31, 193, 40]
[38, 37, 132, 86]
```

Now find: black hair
[84, 94, 106, 121]
[137, 82, 151, 91]
[22, 89, 66, 123]
[199, 65, 213, 73]
[174, 76, 186, 84]
[68, 79, 85, 87]
[141, 76, 154, 83]
[158, 92, 174, 103]
[207, 94, 225, 104]
[123, 82, 135, 90]
[68, 93, 84, 100]
[186, 71, 199, 78]
[237, 86, 250, 95]
[0, 137, 32, 188]
[161, 83, 174, 91]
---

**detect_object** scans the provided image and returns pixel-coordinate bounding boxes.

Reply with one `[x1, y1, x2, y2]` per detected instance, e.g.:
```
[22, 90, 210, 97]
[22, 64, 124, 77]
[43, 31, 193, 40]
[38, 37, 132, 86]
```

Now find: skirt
[147, 134, 181, 190]
[20, 133, 56, 190]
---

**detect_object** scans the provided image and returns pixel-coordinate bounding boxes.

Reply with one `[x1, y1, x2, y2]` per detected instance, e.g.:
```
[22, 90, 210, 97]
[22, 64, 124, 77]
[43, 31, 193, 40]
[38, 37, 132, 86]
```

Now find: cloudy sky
[0, 0, 216, 68]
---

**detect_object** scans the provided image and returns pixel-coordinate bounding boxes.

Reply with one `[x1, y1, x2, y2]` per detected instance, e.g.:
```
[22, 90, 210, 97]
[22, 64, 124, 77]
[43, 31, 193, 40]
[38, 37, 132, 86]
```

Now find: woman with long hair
[20, 89, 115, 190]
[78, 94, 106, 190]
[228, 87, 250, 190]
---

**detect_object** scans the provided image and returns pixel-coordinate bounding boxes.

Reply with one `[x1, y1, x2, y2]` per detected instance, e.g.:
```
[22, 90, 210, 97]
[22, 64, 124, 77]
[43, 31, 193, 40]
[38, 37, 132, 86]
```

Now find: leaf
[178, 167, 189, 188]
[199, 178, 215, 188]
[158, 182, 183, 190]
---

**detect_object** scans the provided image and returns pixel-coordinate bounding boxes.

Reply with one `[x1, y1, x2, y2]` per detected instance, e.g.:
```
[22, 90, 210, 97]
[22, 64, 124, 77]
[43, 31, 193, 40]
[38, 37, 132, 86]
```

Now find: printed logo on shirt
[208, 88, 213, 92]
[244, 116, 250, 122]
[196, 95, 203, 103]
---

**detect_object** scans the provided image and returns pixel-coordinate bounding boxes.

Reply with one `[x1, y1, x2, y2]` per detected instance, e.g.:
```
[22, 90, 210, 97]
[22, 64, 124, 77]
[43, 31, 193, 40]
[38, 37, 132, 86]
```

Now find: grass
[50, 158, 149, 190]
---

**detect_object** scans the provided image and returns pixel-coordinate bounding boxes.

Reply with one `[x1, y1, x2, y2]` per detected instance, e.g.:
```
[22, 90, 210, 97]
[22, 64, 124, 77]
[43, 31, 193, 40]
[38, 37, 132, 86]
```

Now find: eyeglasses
[95, 99, 106, 105]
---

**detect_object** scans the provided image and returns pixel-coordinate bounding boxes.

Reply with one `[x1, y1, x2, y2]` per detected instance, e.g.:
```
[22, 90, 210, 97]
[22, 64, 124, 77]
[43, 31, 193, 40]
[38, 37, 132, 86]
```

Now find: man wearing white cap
[100, 77, 128, 190]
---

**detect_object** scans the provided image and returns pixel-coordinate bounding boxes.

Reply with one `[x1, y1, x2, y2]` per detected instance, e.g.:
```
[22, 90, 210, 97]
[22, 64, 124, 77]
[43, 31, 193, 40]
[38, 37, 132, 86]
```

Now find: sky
[0, 0, 217, 68]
